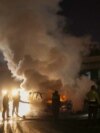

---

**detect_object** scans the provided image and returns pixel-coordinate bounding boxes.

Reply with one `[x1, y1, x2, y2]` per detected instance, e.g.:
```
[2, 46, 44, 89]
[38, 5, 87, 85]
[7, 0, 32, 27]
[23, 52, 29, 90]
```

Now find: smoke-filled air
[0, 0, 93, 111]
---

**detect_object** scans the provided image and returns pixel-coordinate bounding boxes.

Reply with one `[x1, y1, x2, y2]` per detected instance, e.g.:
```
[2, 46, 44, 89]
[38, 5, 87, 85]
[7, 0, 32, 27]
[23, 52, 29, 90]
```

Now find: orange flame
[47, 94, 68, 104]
[60, 95, 68, 102]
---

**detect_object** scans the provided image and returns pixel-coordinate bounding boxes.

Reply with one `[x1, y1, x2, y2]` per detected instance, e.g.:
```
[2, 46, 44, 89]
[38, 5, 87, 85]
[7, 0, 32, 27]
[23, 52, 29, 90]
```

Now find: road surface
[0, 115, 100, 133]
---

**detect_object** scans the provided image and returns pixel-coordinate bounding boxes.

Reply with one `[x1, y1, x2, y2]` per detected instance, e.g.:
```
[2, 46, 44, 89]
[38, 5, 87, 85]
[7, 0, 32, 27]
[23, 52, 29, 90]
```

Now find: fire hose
[12, 92, 44, 119]
[14, 100, 37, 120]
[13, 100, 30, 119]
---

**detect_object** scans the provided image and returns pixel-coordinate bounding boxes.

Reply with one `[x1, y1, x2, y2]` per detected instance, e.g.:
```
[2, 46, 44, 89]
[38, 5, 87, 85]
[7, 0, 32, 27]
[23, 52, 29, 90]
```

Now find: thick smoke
[0, 0, 92, 111]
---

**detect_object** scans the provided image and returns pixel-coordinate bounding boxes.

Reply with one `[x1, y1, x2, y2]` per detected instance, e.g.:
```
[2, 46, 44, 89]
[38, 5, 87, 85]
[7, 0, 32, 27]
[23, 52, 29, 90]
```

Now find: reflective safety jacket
[86, 90, 100, 105]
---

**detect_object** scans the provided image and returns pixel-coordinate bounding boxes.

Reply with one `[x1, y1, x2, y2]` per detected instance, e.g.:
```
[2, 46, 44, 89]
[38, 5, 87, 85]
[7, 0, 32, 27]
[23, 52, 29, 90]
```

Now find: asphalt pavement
[0, 114, 100, 133]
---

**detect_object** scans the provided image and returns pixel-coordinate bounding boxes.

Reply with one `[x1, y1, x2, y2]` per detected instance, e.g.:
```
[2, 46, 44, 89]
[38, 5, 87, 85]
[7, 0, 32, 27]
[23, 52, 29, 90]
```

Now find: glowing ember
[60, 95, 68, 102]
[47, 99, 52, 104]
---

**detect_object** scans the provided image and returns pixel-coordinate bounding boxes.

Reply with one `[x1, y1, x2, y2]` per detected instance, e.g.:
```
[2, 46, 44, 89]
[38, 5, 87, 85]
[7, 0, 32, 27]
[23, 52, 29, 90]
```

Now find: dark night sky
[60, 0, 100, 43]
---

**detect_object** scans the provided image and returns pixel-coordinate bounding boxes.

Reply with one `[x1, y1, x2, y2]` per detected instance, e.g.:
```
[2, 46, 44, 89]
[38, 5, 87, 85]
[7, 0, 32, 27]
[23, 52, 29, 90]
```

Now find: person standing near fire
[12, 91, 20, 116]
[52, 90, 61, 120]
[2, 92, 9, 120]
[86, 85, 100, 122]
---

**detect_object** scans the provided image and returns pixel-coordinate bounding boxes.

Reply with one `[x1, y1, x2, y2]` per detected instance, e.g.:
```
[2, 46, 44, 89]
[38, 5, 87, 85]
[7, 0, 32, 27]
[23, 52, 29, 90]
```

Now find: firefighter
[86, 85, 100, 121]
[12, 91, 20, 116]
[52, 90, 61, 120]
[2, 93, 9, 120]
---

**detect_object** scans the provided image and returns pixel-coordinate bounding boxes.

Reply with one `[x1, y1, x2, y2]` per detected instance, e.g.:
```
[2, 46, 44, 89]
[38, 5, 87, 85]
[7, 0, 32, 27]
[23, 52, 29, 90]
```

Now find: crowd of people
[1, 85, 100, 123]
[2, 89, 61, 121]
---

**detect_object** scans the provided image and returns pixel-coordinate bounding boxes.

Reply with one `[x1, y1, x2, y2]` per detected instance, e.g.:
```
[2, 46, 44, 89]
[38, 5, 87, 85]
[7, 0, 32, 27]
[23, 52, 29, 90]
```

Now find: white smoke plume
[0, 0, 92, 111]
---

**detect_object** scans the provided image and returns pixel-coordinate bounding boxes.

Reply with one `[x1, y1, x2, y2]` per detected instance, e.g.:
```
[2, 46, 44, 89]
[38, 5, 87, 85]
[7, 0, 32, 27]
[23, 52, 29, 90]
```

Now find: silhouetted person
[2, 93, 9, 120]
[52, 90, 61, 120]
[86, 85, 100, 123]
[12, 91, 20, 116]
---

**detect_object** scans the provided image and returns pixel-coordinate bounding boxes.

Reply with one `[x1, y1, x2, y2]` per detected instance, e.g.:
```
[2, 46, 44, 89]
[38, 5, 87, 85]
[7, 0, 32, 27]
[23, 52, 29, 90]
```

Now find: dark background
[60, 0, 100, 43]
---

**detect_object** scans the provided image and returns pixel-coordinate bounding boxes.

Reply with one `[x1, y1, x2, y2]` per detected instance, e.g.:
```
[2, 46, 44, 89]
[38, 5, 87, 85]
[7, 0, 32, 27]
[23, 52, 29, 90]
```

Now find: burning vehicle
[0, 87, 75, 121]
